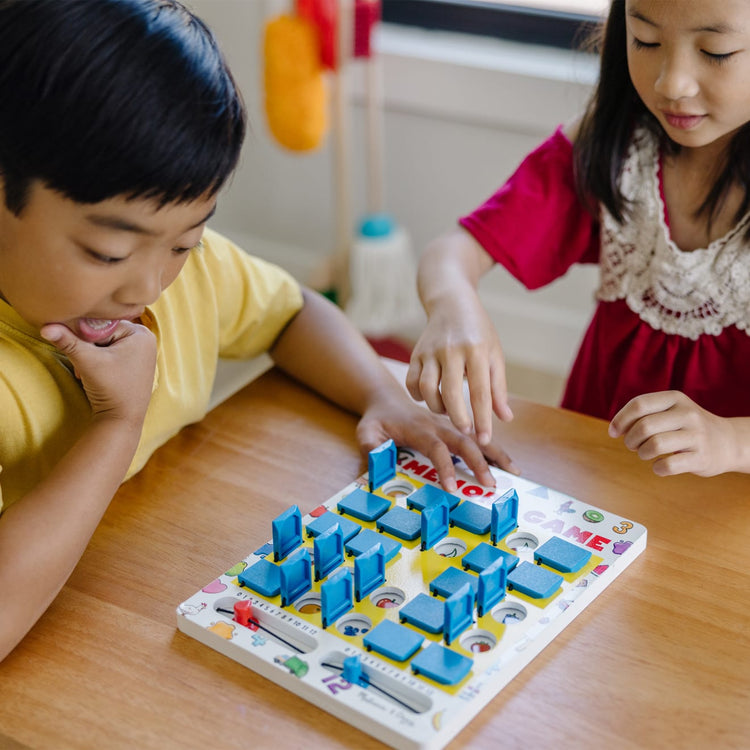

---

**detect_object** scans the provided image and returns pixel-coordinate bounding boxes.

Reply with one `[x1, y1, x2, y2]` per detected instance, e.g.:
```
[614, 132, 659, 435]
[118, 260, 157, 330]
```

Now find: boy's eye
[86, 248, 127, 264]
[172, 240, 204, 255]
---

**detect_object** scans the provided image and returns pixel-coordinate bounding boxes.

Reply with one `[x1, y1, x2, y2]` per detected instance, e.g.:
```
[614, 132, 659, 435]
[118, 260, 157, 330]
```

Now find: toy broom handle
[333, 0, 354, 303]
[364, 3, 384, 216]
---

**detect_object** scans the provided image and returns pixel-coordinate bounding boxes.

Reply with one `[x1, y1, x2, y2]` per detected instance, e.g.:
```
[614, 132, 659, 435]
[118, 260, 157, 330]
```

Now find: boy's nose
[654, 55, 699, 101]
[116, 267, 163, 308]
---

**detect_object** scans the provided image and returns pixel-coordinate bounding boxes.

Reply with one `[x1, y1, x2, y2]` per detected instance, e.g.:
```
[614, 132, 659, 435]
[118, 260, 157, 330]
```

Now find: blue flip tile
[429, 566, 478, 600]
[477, 557, 507, 617]
[411, 642, 473, 685]
[320, 568, 353, 628]
[507, 560, 563, 599]
[237, 558, 281, 597]
[376, 506, 422, 541]
[462, 542, 518, 574]
[272, 505, 303, 562]
[406, 483, 460, 511]
[534, 536, 592, 573]
[450, 501, 491, 535]
[444, 583, 474, 646]
[344, 528, 401, 562]
[337, 487, 391, 522]
[368, 439, 397, 491]
[490, 488, 519, 543]
[363, 619, 424, 662]
[306, 511, 362, 542]
[354, 544, 386, 601]
[399, 593, 445, 634]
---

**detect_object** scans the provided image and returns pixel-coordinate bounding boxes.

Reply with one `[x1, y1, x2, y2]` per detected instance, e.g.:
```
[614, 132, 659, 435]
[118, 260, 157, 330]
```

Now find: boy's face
[0, 181, 215, 342]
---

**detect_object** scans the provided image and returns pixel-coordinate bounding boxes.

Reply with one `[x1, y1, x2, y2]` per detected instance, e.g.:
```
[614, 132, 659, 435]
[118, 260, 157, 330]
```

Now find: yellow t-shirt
[0, 228, 303, 512]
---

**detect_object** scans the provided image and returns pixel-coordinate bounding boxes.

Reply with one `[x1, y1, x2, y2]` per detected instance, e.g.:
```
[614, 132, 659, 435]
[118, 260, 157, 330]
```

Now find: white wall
[190, 1, 600, 382]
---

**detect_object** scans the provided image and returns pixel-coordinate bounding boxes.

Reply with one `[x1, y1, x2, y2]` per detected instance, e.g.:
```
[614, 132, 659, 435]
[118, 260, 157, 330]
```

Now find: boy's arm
[609, 391, 750, 476]
[406, 228, 511, 447]
[0, 322, 156, 662]
[270, 288, 518, 490]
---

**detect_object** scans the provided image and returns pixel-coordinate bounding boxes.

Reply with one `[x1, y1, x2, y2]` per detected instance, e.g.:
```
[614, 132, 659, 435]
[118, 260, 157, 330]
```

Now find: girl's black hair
[0, 0, 246, 213]
[574, 0, 750, 236]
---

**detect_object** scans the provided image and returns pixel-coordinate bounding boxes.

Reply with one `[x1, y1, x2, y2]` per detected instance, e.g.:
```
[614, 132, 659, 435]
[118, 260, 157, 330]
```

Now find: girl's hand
[609, 390, 740, 477]
[406, 294, 513, 448]
[356, 386, 518, 493]
[40, 321, 157, 427]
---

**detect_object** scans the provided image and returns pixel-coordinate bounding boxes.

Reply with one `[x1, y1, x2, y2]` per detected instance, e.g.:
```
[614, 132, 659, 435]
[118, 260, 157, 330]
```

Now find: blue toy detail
[320, 568, 353, 628]
[399, 593, 445, 634]
[306, 511, 362, 542]
[477, 557, 507, 617]
[337, 487, 391, 522]
[429, 566, 478, 600]
[490, 489, 519, 544]
[421, 499, 450, 551]
[410, 642, 473, 686]
[534, 536, 592, 573]
[450, 501, 491, 535]
[344, 528, 401, 562]
[376, 506, 422, 541]
[367, 439, 397, 492]
[462, 542, 518, 574]
[406, 483, 460, 512]
[313, 523, 345, 581]
[279, 547, 312, 607]
[272, 505, 303, 562]
[353, 544, 386, 601]
[507, 560, 563, 599]
[444, 583, 474, 646]
[237, 557, 281, 597]
[363, 619, 424, 662]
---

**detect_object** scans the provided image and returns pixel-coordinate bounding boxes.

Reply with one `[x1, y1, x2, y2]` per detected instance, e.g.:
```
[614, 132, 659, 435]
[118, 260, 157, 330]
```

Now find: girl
[407, 0, 750, 477]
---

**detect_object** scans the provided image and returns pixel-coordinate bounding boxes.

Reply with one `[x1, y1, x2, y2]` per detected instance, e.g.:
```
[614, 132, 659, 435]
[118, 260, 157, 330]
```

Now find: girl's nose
[654, 53, 699, 101]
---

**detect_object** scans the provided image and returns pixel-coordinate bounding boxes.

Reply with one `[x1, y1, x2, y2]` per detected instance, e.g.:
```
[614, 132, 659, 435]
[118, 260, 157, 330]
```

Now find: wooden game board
[176, 442, 646, 749]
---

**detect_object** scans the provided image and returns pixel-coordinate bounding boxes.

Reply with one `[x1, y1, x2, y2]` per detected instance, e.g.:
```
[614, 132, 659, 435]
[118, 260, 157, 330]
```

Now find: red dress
[459, 127, 750, 420]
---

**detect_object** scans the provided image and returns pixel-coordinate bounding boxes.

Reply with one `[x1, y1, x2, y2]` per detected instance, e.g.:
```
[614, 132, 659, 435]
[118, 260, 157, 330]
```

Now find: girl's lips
[663, 112, 706, 130]
[77, 317, 121, 344]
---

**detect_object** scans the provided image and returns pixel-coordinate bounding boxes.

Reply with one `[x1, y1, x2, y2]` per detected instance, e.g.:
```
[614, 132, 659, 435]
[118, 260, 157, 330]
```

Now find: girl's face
[0, 182, 215, 343]
[626, 0, 750, 151]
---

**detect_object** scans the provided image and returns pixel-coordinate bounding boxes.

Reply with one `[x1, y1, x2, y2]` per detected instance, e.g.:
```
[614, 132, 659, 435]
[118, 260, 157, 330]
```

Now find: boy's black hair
[574, 0, 750, 236]
[0, 0, 246, 214]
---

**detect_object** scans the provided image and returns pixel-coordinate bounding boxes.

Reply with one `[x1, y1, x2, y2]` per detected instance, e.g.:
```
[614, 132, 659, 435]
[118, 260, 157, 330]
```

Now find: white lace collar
[597, 126, 750, 339]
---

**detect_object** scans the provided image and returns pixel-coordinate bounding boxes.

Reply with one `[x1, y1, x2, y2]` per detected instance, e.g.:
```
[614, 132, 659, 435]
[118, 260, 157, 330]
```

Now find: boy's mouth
[77, 317, 120, 344]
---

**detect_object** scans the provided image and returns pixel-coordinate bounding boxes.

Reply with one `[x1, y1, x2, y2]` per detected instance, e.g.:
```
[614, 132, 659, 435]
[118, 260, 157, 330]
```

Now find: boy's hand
[40, 321, 157, 427]
[406, 294, 513, 447]
[356, 387, 518, 493]
[609, 390, 740, 477]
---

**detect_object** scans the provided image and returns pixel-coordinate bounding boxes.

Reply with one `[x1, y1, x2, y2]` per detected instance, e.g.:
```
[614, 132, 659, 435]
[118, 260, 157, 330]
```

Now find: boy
[0, 0, 514, 661]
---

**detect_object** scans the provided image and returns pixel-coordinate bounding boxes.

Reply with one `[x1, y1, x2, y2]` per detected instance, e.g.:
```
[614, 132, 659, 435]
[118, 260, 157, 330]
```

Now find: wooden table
[3, 365, 750, 750]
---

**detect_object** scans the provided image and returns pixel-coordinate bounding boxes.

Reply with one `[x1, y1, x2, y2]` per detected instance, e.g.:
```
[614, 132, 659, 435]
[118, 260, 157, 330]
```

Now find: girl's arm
[270, 288, 518, 490]
[406, 228, 511, 447]
[609, 391, 750, 476]
[0, 322, 156, 662]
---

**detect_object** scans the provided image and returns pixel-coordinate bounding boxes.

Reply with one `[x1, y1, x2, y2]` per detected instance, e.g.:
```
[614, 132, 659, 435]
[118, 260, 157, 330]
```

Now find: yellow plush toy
[263, 13, 328, 151]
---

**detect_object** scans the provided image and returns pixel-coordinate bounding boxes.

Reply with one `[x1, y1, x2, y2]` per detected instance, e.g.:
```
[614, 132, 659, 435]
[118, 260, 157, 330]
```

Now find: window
[382, 0, 609, 50]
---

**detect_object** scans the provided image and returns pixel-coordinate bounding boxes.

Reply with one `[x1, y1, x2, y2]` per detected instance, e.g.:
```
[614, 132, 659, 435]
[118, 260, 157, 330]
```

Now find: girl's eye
[703, 50, 735, 64]
[632, 37, 659, 50]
